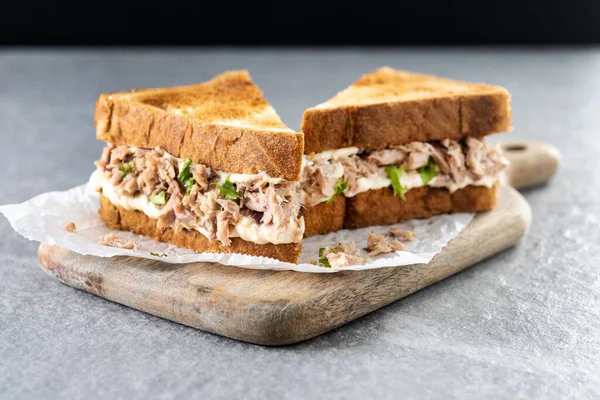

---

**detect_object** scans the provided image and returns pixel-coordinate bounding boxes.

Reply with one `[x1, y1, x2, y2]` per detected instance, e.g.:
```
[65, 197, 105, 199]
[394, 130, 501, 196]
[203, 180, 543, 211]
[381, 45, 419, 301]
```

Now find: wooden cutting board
[37, 140, 559, 345]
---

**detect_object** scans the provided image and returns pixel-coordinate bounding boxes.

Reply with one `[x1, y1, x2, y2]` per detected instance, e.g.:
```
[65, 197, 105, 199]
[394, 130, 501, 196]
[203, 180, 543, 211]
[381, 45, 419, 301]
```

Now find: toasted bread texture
[301, 195, 346, 237]
[99, 194, 302, 263]
[95, 70, 304, 181]
[302, 67, 512, 153]
[344, 183, 499, 229]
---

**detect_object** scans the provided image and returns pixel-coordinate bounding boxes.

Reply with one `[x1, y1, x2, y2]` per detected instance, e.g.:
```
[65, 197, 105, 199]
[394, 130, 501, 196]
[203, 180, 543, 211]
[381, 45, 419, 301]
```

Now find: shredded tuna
[465, 137, 486, 177]
[109, 170, 124, 186]
[443, 139, 467, 184]
[191, 164, 210, 190]
[215, 199, 240, 246]
[366, 232, 407, 256]
[98, 233, 136, 250]
[94, 144, 113, 169]
[179, 186, 215, 239]
[299, 159, 344, 207]
[366, 148, 407, 166]
[96, 145, 303, 246]
[122, 174, 139, 193]
[63, 221, 76, 233]
[406, 151, 430, 169]
[261, 186, 286, 226]
[401, 142, 452, 174]
[341, 157, 380, 197]
[388, 227, 416, 241]
[465, 138, 510, 178]
[110, 146, 129, 164]
[322, 242, 363, 267]
[300, 138, 509, 207]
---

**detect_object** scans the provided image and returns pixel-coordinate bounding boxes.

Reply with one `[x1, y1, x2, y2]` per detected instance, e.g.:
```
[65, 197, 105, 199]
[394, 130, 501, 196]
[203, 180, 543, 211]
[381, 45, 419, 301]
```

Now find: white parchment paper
[0, 179, 473, 273]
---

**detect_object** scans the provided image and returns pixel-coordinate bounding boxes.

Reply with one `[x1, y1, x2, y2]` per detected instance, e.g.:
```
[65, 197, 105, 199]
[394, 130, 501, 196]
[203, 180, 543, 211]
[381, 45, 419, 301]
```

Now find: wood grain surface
[38, 184, 531, 345]
[499, 139, 561, 189]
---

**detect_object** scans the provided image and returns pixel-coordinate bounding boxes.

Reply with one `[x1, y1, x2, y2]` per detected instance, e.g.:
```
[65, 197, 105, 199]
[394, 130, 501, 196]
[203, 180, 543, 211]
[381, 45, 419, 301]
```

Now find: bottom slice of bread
[344, 183, 499, 229]
[301, 195, 346, 237]
[99, 194, 302, 263]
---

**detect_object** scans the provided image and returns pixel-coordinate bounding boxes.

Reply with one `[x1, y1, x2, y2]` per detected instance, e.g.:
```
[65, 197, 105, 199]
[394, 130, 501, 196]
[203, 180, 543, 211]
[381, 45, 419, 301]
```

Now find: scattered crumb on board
[319, 227, 419, 268]
[366, 231, 407, 256]
[321, 241, 363, 267]
[63, 221, 77, 233]
[98, 233, 136, 250]
[388, 227, 416, 241]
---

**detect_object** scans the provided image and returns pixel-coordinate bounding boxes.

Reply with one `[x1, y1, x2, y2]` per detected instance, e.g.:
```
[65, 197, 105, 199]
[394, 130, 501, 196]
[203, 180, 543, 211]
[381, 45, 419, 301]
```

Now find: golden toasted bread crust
[302, 67, 512, 153]
[99, 194, 302, 263]
[343, 183, 499, 229]
[301, 195, 346, 237]
[95, 71, 304, 181]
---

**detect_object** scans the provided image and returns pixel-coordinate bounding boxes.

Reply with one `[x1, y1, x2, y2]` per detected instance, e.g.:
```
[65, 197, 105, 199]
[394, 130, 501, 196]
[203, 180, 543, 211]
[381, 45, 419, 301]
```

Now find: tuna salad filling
[91, 144, 304, 245]
[299, 137, 510, 207]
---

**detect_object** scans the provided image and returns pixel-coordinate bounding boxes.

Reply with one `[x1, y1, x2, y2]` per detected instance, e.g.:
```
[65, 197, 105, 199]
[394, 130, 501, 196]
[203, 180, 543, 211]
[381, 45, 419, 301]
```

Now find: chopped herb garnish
[326, 177, 348, 203]
[318, 247, 338, 268]
[183, 177, 195, 196]
[216, 177, 241, 201]
[418, 160, 437, 185]
[386, 165, 407, 200]
[119, 162, 133, 178]
[177, 158, 192, 182]
[148, 190, 167, 206]
[177, 158, 195, 195]
[150, 252, 168, 257]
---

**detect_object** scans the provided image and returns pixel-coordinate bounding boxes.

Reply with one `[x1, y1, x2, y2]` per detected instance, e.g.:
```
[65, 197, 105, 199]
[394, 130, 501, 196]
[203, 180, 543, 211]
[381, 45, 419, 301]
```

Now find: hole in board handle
[503, 144, 527, 152]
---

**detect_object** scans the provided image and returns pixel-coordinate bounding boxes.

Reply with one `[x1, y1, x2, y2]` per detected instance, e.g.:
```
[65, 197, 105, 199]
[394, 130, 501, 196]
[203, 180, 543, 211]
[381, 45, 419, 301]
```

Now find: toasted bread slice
[301, 195, 346, 237]
[99, 194, 302, 263]
[95, 70, 304, 181]
[343, 183, 499, 229]
[302, 67, 512, 153]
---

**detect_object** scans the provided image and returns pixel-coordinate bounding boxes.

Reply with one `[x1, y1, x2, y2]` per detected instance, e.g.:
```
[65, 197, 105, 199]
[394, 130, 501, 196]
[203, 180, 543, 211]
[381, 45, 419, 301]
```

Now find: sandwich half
[90, 71, 305, 262]
[300, 67, 512, 234]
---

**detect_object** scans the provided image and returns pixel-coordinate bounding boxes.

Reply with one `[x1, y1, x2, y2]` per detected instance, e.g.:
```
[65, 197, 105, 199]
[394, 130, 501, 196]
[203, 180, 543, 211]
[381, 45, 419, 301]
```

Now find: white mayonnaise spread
[308, 147, 360, 160]
[231, 216, 303, 245]
[342, 169, 497, 198]
[430, 174, 497, 192]
[219, 172, 285, 185]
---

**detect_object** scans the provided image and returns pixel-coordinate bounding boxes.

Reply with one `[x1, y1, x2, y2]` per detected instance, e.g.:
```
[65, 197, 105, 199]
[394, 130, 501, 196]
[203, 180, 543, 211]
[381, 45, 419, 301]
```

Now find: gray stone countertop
[0, 48, 598, 399]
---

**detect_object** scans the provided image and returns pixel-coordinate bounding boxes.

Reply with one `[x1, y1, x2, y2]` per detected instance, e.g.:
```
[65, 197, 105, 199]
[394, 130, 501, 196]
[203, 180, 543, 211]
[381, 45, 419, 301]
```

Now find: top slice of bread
[95, 70, 304, 181]
[301, 67, 512, 154]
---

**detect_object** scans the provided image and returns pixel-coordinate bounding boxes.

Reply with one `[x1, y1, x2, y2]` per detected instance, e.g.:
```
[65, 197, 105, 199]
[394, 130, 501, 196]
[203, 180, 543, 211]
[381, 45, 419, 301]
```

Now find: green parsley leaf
[216, 178, 241, 201]
[183, 177, 195, 196]
[148, 190, 167, 206]
[326, 177, 348, 203]
[318, 247, 337, 268]
[150, 252, 168, 257]
[177, 158, 195, 195]
[177, 158, 192, 182]
[418, 160, 437, 185]
[386, 165, 407, 200]
[119, 162, 133, 178]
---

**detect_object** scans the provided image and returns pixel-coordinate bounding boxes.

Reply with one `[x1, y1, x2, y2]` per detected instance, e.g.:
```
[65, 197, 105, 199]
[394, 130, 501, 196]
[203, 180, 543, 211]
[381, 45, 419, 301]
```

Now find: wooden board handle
[498, 139, 561, 189]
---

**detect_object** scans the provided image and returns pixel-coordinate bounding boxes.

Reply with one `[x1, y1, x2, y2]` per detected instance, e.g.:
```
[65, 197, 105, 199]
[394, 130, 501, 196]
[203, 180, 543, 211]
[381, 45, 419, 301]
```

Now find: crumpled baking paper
[0, 177, 473, 273]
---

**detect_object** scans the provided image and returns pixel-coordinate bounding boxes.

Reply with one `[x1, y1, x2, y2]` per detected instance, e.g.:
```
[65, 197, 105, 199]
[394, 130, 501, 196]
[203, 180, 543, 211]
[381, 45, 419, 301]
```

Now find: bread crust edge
[343, 182, 499, 229]
[301, 195, 346, 237]
[95, 96, 304, 181]
[301, 91, 512, 153]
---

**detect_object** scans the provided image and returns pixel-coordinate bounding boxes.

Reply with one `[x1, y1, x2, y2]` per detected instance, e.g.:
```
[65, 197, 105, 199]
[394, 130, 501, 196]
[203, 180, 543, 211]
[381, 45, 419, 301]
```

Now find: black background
[2, 0, 600, 46]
